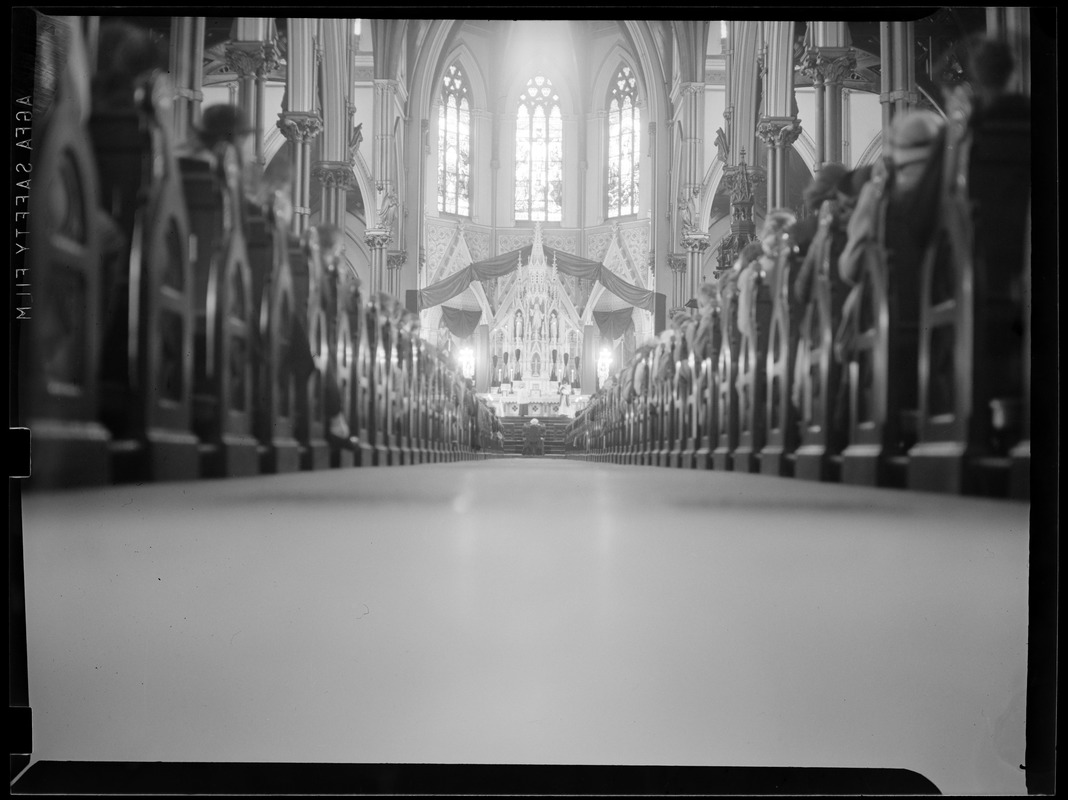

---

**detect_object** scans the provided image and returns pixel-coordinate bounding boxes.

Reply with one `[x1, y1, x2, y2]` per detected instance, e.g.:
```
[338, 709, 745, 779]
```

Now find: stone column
[756, 117, 802, 210]
[668, 254, 688, 311]
[880, 21, 918, 129]
[277, 112, 323, 234]
[386, 250, 407, 298]
[226, 33, 281, 170]
[714, 156, 759, 279]
[800, 47, 855, 169]
[169, 16, 205, 143]
[364, 230, 392, 295]
[312, 161, 356, 231]
[681, 233, 711, 300]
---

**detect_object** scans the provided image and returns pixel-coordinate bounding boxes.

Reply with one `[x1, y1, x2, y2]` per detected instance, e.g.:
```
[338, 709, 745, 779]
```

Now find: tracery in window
[438, 62, 470, 216]
[607, 65, 640, 218]
[515, 75, 562, 222]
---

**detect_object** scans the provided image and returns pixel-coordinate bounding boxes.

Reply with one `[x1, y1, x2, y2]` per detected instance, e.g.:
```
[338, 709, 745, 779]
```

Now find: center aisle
[21, 461, 1028, 795]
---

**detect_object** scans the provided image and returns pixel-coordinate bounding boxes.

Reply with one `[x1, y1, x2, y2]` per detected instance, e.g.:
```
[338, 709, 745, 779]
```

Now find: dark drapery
[418, 245, 656, 312]
[593, 307, 636, 340]
[439, 306, 483, 339]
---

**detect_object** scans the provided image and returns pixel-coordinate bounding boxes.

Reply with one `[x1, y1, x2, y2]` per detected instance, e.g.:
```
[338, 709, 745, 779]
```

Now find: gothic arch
[436, 42, 489, 113]
[591, 44, 647, 110]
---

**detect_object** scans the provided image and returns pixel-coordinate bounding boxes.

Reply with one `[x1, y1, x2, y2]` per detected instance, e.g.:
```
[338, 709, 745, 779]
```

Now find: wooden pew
[408, 339, 428, 465]
[694, 307, 723, 471]
[839, 169, 919, 488]
[285, 228, 330, 471]
[680, 351, 701, 470]
[793, 201, 849, 482]
[655, 345, 675, 467]
[381, 314, 403, 466]
[327, 267, 356, 469]
[668, 339, 687, 468]
[369, 303, 391, 465]
[244, 193, 301, 474]
[712, 290, 740, 471]
[761, 243, 799, 477]
[347, 286, 376, 466]
[24, 50, 115, 488]
[89, 75, 201, 483]
[177, 144, 260, 477]
[733, 276, 773, 473]
[394, 326, 414, 465]
[907, 104, 1030, 496]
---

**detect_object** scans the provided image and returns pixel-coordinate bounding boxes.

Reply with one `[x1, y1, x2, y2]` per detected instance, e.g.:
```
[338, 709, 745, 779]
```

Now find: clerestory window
[438, 62, 471, 216]
[607, 64, 640, 218]
[515, 75, 562, 222]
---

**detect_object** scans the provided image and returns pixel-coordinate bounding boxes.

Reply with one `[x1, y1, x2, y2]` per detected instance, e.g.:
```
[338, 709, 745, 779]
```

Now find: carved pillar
[801, 48, 856, 169]
[668, 254, 688, 311]
[880, 21, 918, 129]
[277, 113, 322, 234]
[169, 16, 205, 142]
[715, 155, 758, 279]
[756, 117, 802, 210]
[312, 161, 356, 231]
[225, 37, 281, 169]
[364, 230, 392, 295]
[681, 233, 711, 301]
[386, 250, 407, 298]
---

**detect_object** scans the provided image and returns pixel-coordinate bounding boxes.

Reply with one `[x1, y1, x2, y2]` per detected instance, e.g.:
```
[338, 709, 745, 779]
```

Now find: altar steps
[498, 416, 570, 456]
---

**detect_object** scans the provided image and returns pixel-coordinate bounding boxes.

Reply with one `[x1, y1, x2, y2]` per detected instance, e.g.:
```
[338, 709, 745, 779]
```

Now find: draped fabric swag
[439, 306, 483, 339]
[593, 308, 636, 340]
[417, 245, 655, 311]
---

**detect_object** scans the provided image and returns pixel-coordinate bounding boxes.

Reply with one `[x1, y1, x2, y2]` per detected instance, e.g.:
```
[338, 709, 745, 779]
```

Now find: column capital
[277, 112, 323, 144]
[667, 254, 688, 274]
[801, 47, 857, 86]
[756, 116, 802, 148]
[681, 232, 711, 254]
[387, 250, 407, 270]
[365, 229, 393, 249]
[225, 40, 281, 79]
[312, 160, 358, 191]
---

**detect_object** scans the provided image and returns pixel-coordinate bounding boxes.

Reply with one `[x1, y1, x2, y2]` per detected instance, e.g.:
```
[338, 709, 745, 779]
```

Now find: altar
[485, 380, 579, 418]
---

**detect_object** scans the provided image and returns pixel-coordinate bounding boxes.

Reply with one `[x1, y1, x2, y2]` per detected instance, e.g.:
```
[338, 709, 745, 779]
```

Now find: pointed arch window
[515, 75, 562, 222]
[607, 64, 640, 218]
[438, 62, 471, 216]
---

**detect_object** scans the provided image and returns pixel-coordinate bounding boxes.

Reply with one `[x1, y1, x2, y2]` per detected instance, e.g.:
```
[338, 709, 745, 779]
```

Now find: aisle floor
[19, 459, 1030, 795]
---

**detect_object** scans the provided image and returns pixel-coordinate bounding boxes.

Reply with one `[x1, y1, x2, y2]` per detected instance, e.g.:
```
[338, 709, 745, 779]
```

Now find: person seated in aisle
[736, 209, 797, 341]
[688, 283, 720, 365]
[838, 109, 944, 293]
[90, 21, 168, 385]
[790, 162, 848, 263]
[523, 418, 545, 456]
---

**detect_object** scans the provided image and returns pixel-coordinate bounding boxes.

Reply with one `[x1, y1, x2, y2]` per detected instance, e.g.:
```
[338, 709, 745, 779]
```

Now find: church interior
[11, 9, 1056, 796]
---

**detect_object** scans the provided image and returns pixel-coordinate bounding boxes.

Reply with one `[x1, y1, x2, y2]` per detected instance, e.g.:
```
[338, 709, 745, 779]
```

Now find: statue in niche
[549, 312, 558, 342]
[376, 188, 398, 231]
[531, 352, 541, 378]
[679, 189, 700, 235]
[714, 127, 729, 164]
[515, 310, 524, 340]
[532, 303, 543, 338]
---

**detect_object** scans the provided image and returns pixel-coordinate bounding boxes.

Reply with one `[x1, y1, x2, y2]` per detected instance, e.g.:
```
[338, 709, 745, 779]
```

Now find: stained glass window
[438, 63, 470, 216]
[607, 65, 640, 218]
[515, 75, 562, 222]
